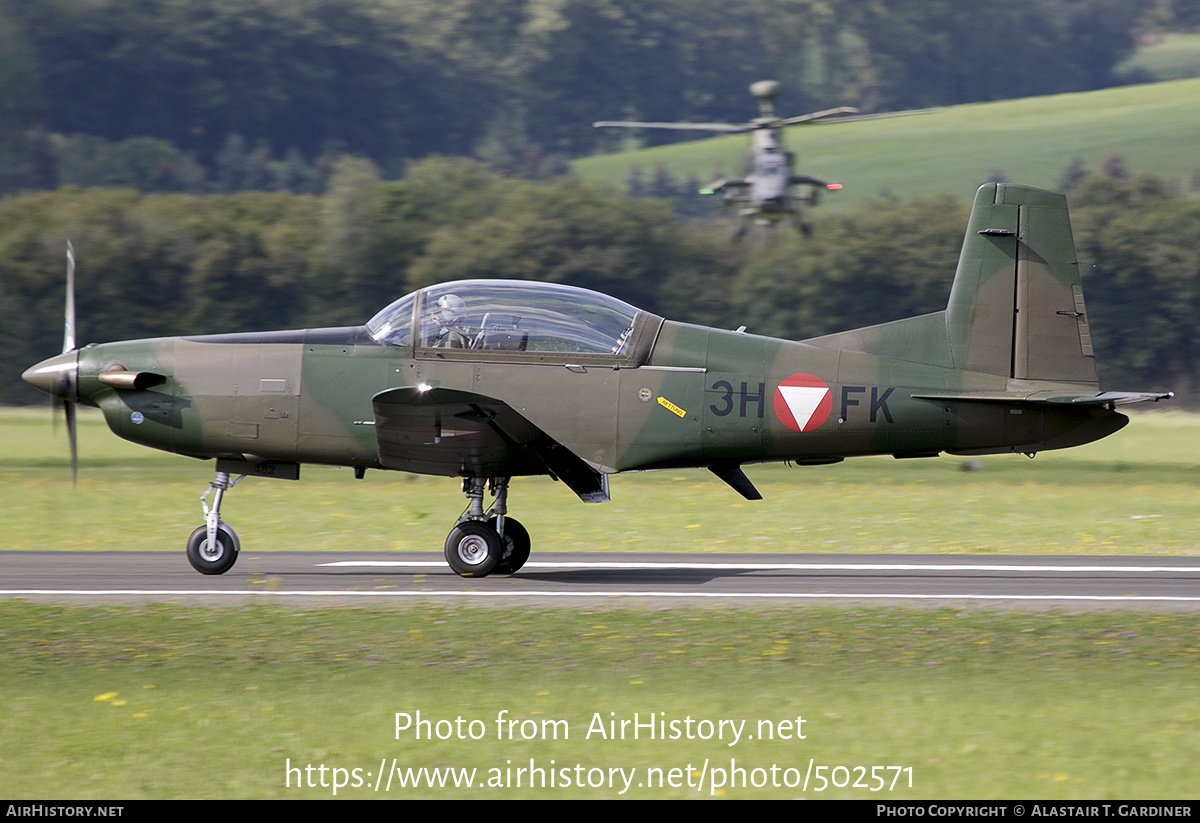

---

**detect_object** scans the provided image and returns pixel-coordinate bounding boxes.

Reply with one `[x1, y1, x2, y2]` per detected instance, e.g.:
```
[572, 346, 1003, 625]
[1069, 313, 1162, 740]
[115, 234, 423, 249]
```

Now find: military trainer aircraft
[595, 80, 928, 236]
[23, 183, 1169, 577]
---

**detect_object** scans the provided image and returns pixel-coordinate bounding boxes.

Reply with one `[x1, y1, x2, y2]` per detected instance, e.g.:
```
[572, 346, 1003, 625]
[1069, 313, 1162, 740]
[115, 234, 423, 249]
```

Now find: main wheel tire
[444, 521, 502, 577]
[186, 522, 240, 575]
[489, 516, 531, 574]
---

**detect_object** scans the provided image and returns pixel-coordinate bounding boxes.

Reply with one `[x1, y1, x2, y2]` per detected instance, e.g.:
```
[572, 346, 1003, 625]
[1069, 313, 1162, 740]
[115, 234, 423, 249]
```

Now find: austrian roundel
[772, 374, 832, 432]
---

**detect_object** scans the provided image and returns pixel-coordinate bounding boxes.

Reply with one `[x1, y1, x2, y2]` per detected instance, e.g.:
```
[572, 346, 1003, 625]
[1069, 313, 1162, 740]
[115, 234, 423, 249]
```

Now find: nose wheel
[444, 477, 531, 577]
[186, 470, 243, 574]
[186, 521, 240, 574]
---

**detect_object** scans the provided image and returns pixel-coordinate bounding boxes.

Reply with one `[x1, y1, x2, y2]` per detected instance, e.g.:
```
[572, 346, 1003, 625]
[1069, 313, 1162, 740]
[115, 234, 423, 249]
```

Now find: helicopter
[595, 80, 928, 236]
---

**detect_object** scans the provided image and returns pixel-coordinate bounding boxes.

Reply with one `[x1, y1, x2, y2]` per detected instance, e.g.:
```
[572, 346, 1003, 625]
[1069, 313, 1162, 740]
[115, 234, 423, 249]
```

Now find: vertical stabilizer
[946, 184, 1097, 385]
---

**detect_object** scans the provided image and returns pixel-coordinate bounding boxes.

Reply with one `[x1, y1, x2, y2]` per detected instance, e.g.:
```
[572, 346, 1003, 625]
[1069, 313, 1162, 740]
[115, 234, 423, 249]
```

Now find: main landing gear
[180, 468, 529, 578]
[444, 476, 530, 577]
[185, 469, 243, 574]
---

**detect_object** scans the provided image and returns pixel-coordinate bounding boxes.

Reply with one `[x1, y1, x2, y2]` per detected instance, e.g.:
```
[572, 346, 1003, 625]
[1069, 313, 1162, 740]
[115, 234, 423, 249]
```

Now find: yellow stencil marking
[657, 396, 686, 418]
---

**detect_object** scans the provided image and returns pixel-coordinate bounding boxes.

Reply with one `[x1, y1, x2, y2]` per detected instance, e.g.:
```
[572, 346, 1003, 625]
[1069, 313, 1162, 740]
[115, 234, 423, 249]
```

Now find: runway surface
[2, 551, 1199, 609]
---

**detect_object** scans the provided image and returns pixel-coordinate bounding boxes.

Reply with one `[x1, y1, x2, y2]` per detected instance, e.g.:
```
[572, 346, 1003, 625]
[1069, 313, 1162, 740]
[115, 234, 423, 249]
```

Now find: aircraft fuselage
[72, 319, 1126, 479]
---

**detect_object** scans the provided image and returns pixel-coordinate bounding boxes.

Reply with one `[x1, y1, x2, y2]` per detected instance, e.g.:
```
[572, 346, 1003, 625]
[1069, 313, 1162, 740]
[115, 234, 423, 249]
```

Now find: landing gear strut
[186, 469, 243, 574]
[444, 476, 530, 577]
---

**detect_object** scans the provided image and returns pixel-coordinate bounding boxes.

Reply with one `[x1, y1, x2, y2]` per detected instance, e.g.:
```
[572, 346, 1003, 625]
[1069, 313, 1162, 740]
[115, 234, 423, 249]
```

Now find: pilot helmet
[434, 293, 466, 325]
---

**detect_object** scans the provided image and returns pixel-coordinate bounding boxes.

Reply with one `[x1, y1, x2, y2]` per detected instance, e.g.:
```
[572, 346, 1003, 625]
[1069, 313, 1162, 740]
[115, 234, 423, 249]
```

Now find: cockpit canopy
[366, 280, 658, 363]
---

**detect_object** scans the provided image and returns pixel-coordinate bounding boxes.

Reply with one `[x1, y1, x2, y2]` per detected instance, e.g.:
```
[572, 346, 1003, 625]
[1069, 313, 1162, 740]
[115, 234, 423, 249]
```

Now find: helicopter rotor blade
[594, 120, 751, 133]
[805, 107, 936, 125]
[778, 106, 860, 126]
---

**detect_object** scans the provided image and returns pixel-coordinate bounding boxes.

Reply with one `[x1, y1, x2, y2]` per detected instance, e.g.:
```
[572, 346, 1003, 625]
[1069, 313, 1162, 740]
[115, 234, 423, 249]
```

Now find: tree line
[3, 161, 1197, 405]
[1, 0, 1181, 193]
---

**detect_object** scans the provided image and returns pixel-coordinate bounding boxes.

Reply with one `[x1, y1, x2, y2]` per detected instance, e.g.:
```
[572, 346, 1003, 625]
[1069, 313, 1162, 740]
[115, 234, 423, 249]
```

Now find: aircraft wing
[911, 391, 1173, 407]
[371, 386, 610, 502]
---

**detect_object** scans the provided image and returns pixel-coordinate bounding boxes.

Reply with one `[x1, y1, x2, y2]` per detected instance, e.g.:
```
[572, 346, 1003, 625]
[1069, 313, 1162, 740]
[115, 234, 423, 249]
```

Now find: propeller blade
[64, 241, 78, 483]
[45, 361, 78, 483]
[65, 399, 77, 485]
[63, 241, 76, 354]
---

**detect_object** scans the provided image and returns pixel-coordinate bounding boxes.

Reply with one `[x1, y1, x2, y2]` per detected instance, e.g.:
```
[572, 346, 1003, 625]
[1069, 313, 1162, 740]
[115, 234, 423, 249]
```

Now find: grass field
[2, 602, 1198, 799]
[2, 407, 1198, 799]
[573, 78, 1200, 210]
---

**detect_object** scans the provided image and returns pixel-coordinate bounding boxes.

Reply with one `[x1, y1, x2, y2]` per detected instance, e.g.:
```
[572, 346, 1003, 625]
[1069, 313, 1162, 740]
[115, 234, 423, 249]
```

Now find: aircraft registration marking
[656, 396, 687, 418]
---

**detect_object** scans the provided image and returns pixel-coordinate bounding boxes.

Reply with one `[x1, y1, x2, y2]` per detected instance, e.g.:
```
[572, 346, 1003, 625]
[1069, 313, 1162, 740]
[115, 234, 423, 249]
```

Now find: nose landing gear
[185, 470, 243, 574]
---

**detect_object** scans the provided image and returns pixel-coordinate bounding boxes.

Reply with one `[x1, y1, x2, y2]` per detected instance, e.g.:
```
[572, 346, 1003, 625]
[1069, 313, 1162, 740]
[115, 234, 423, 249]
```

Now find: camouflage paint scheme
[23, 184, 1170, 576]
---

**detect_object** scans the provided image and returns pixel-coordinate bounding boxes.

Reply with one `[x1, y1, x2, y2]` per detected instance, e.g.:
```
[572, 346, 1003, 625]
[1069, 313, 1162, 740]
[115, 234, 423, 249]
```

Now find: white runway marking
[319, 560, 1200, 573]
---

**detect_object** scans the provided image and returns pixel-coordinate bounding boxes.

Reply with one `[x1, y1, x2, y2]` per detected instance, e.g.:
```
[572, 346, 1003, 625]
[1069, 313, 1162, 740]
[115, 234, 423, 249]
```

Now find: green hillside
[1117, 33, 1200, 81]
[573, 78, 1200, 208]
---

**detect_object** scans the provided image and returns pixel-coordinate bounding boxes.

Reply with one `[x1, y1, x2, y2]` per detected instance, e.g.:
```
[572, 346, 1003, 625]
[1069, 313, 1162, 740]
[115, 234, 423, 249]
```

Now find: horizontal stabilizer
[912, 391, 1172, 407]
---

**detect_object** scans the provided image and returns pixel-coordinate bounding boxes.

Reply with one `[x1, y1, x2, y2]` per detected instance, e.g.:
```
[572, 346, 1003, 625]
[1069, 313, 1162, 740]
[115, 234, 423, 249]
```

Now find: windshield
[366, 293, 416, 346]
[367, 280, 642, 356]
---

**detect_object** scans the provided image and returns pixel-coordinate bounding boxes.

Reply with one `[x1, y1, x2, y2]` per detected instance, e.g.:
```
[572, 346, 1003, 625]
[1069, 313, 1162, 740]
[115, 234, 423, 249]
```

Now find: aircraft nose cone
[22, 351, 77, 399]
